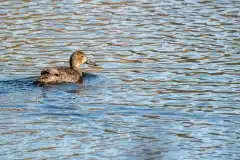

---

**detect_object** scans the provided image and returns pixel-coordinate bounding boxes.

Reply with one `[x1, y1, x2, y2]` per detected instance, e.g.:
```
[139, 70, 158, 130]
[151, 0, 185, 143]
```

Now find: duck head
[70, 50, 97, 69]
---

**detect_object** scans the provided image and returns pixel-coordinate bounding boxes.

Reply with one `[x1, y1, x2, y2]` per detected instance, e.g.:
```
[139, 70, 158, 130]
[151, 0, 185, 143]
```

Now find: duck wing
[37, 67, 80, 83]
[41, 68, 60, 76]
[41, 67, 78, 76]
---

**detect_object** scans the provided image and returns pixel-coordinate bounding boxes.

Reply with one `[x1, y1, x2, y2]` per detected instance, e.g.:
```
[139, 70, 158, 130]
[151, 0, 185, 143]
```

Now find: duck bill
[85, 59, 98, 66]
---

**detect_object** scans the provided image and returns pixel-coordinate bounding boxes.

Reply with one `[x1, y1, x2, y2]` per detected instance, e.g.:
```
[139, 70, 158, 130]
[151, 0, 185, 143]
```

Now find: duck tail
[34, 78, 45, 85]
[34, 74, 50, 85]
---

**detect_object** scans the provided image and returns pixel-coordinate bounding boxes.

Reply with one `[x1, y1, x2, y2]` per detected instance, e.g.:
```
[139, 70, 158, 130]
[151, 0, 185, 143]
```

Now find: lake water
[0, 0, 239, 159]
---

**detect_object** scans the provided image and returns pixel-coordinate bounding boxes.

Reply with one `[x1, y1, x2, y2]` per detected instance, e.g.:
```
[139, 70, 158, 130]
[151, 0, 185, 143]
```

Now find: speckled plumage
[35, 50, 94, 84]
[37, 66, 82, 83]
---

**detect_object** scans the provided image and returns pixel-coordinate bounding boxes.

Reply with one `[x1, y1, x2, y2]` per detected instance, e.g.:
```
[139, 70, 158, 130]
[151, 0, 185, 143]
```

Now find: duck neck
[70, 62, 82, 75]
[72, 65, 82, 74]
[70, 57, 83, 76]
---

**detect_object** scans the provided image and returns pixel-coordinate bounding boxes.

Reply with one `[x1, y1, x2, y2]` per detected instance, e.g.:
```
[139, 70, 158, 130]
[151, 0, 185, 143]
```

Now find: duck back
[35, 67, 81, 84]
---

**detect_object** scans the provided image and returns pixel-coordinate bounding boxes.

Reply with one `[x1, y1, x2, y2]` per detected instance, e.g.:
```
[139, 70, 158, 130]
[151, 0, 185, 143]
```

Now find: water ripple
[0, 0, 239, 159]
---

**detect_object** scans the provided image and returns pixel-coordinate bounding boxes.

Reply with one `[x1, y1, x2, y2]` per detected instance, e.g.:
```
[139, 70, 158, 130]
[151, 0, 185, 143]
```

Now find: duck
[35, 50, 97, 84]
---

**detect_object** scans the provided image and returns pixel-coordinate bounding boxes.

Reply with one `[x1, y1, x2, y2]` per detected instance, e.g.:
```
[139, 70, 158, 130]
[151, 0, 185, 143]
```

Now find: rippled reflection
[0, 0, 239, 159]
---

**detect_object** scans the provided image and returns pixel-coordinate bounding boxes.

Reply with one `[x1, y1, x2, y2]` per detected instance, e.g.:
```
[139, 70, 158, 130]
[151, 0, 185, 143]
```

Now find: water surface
[0, 0, 239, 159]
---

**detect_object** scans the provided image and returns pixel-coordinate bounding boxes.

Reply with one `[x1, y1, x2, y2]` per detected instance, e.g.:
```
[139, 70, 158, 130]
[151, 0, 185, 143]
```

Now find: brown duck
[35, 50, 97, 84]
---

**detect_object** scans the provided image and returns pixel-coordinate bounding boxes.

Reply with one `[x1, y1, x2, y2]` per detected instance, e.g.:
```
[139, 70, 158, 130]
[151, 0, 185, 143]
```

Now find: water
[0, 0, 239, 159]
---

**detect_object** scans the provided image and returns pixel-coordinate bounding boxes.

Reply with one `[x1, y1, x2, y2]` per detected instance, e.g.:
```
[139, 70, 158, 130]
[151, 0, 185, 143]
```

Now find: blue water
[0, 0, 240, 159]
